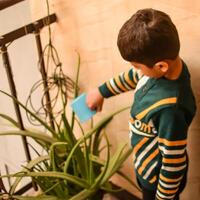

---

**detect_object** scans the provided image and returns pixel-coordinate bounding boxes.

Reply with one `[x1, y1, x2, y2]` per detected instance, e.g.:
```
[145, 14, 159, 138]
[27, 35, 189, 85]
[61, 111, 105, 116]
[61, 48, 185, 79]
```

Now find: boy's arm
[154, 108, 188, 200]
[87, 68, 139, 111]
[98, 68, 140, 98]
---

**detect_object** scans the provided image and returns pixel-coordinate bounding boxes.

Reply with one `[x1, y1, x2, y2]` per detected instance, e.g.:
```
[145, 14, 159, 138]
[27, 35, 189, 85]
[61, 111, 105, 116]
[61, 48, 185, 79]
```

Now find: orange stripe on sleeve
[158, 138, 187, 146]
[158, 184, 178, 194]
[124, 72, 135, 88]
[106, 82, 117, 95]
[163, 156, 186, 164]
[160, 174, 183, 183]
[115, 76, 127, 91]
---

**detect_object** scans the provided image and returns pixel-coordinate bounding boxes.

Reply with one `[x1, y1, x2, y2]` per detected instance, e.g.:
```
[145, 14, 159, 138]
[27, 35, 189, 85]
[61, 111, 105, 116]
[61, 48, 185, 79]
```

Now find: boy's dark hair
[117, 8, 180, 67]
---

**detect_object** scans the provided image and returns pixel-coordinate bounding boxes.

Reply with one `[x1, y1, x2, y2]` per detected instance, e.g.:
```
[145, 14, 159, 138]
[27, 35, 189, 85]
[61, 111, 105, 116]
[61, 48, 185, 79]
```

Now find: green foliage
[0, 55, 138, 199]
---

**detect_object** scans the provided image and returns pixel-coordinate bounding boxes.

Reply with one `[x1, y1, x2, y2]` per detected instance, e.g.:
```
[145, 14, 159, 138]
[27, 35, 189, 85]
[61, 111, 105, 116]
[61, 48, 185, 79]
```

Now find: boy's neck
[164, 56, 183, 80]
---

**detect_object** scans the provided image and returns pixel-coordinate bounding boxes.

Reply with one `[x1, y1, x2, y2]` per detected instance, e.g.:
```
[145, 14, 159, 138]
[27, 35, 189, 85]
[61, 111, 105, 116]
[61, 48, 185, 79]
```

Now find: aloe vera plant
[0, 52, 140, 200]
[0, 94, 135, 200]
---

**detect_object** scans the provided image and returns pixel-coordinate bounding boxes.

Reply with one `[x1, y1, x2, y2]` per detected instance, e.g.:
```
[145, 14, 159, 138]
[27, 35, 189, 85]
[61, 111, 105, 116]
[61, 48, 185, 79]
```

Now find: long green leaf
[50, 142, 68, 171]
[39, 182, 62, 196]
[69, 188, 96, 200]
[0, 130, 56, 144]
[90, 132, 110, 190]
[0, 90, 57, 137]
[110, 147, 133, 176]
[70, 132, 111, 200]
[62, 114, 76, 145]
[0, 113, 20, 128]
[90, 154, 140, 191]
[100, 144, 132, 184]
[64, 106, 129, 174]
[73, 118, 89, 180]
[11, 195, 60, 200]
[62, 114, 87, 178]
[3, 172, 89, 189]
[10, 155, 50, 194]
[90, 153, 140, 191]
[92, 117, 113, 157]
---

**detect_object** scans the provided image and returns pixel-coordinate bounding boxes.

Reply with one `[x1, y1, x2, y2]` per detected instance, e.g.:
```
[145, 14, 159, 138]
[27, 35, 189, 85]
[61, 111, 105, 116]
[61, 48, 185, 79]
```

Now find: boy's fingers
[89, 105, 96, 110]
[97, 104, 103, 112]
[97, 106, 101, 112]
[87, 102, 97, 111]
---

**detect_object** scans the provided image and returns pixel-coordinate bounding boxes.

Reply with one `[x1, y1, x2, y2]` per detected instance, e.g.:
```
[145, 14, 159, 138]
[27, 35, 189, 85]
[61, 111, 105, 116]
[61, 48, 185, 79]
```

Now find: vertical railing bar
[34, 27, 55, 131]
[0, 44, 38, 191]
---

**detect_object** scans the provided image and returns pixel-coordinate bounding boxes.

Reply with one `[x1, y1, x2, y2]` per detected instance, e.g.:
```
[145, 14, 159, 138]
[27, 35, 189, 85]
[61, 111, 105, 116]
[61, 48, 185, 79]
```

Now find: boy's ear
[154, 61, 169, 73]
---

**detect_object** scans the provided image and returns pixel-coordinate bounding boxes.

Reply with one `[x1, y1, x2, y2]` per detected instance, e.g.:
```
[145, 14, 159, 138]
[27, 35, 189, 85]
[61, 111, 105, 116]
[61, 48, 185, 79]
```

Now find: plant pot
[102, 183, 141, 200]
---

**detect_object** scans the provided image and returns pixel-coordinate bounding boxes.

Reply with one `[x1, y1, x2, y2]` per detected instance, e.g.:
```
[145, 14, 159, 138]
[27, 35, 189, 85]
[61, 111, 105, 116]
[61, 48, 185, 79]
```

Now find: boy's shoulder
[151, 61, 192, 100]
[132, 63, 196, 121]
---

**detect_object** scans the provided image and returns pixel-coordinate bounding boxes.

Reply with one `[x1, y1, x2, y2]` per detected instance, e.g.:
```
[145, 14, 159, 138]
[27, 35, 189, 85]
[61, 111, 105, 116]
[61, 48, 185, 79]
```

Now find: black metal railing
[0, 0, 25, 11]
[0, 4, 57, 194]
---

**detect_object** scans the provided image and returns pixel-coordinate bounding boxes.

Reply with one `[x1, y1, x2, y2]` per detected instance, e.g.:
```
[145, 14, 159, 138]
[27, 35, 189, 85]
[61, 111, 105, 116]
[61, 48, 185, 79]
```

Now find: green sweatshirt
[98, 62, 196, 200]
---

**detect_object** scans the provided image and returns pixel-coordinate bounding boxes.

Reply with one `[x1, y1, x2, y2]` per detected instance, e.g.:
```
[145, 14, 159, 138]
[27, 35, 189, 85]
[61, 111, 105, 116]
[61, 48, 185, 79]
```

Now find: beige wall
[0, 0, 40, 189]
[30, 0, 200, 199]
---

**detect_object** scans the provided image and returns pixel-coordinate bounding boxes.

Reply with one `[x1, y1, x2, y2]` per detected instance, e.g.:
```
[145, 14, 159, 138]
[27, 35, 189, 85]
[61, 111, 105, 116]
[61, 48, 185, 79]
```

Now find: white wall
[0, 0, 41, 190]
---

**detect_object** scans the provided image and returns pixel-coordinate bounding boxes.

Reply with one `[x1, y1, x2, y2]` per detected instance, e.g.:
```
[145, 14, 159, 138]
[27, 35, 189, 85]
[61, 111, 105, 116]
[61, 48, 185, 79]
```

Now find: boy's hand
[86, 88, 104, 112]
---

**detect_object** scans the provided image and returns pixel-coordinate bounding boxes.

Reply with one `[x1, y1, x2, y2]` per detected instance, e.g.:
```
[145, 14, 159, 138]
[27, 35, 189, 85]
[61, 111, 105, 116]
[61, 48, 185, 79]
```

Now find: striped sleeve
[98, 68, 139, 98]
[154, 108, 188, 200]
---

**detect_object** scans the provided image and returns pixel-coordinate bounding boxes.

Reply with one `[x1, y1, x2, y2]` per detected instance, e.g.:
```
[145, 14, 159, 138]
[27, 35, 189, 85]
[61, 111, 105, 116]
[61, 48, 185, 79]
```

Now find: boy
[86, 8, 196, 200]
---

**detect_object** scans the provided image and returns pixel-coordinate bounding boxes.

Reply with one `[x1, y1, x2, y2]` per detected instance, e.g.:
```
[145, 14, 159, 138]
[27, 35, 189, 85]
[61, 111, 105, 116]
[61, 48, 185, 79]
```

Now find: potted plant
[0, 51, 140, 199]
